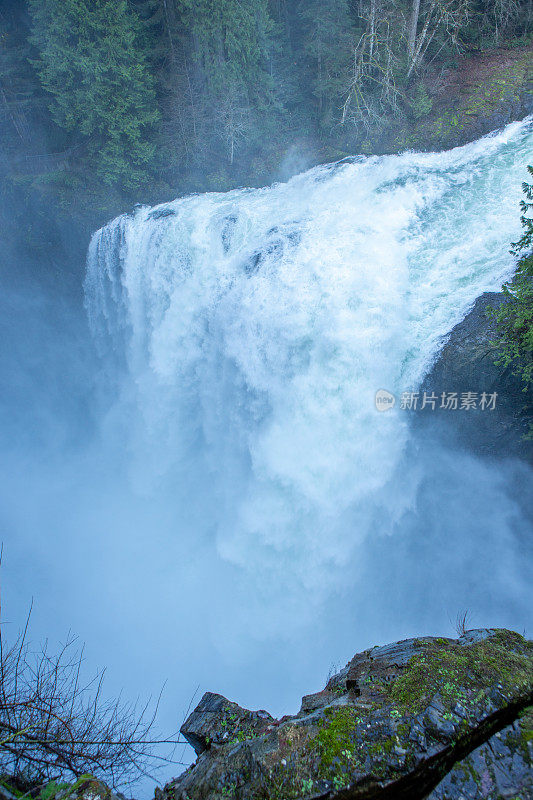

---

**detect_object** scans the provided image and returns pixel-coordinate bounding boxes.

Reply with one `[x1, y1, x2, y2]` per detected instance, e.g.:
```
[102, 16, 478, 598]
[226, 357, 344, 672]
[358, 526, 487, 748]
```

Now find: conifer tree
[174, 0, 280, 164]
[298, 0, 354, 129]
[28, 0, 159, 187]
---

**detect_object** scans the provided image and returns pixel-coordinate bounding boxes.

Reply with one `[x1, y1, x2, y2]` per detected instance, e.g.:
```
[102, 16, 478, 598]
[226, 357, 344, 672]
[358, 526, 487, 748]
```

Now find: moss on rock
[388, 631, 533, 715]
[162, 629, 533, 800]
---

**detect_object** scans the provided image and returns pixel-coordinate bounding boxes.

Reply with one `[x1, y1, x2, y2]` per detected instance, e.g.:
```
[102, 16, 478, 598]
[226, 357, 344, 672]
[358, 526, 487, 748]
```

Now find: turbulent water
[86, 119, 532, 610]
[1, 121, 531, 793]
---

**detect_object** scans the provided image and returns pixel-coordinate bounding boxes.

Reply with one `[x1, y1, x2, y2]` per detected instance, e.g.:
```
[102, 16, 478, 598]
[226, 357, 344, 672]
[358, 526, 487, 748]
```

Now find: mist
[1, 119, 532, 797]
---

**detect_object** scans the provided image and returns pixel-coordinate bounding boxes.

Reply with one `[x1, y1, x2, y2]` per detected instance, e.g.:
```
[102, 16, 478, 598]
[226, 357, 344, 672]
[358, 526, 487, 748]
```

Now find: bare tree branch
[0, 586, 187, 790]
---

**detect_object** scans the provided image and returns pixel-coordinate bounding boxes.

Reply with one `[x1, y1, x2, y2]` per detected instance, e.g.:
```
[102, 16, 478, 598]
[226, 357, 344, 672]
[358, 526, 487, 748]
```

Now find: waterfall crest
[85, 119, 533, 590]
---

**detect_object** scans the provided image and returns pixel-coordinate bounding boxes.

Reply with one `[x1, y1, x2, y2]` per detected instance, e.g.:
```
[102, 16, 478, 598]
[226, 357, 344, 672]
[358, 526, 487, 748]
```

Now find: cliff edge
[420, 292, 532, 461]
[159, 629, 532, 800]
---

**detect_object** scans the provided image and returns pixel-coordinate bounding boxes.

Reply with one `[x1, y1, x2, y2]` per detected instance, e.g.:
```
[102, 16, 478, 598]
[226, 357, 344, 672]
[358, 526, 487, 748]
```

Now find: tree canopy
[0, 0, 530, 202]
[28, 0, 159, 186]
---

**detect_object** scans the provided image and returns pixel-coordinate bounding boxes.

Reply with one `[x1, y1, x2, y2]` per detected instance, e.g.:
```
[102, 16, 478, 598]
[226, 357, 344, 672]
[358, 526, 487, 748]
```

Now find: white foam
[85, 119, 533, 600]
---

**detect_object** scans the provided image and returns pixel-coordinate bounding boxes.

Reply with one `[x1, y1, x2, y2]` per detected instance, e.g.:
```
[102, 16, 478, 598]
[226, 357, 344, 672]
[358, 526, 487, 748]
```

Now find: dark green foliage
[177, 0, 274, 92]
[461, 0, 531, 49]
[492, 166, 533, 435]
[0, 0, 532, 213]
[28, 0, 159, 187]
[0, 19, 30, 146]
[298, 0, 354, 130]
[174, 0, 280, 164]
[409, 81, 433, 119]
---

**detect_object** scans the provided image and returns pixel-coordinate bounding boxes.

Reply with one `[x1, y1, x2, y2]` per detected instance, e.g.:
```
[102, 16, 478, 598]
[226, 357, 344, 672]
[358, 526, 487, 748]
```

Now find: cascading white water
[85, 119, 533, 610]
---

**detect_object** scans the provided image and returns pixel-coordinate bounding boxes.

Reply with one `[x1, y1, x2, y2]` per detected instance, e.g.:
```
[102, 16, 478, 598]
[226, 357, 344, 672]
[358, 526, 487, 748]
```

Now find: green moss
[0, 780, 23, 798]
[518, 705, 533, 744]
[220, 703, 259, 747]
[315, 706, 360, 771]
[389, 49, 532, 153]
[389, 631, 532, 714]
[39, 782, 71, 800]
[311, 707, 415, 789]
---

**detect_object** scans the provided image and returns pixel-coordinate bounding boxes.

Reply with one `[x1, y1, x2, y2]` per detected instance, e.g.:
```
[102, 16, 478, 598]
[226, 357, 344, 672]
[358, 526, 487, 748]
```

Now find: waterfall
[85, 119, 532, 600]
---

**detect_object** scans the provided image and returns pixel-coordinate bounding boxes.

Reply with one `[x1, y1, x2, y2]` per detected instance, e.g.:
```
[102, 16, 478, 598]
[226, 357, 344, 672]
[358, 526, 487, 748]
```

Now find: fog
[1, 120, 532, 796]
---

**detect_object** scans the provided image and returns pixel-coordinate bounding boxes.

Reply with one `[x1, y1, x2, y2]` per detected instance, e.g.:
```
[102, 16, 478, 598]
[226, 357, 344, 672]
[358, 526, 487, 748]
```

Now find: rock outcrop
[158, 629, 532, 800]
[420, 292, 532, 461]
[384, 46, 532, 154]
[428, 709, 532, 800]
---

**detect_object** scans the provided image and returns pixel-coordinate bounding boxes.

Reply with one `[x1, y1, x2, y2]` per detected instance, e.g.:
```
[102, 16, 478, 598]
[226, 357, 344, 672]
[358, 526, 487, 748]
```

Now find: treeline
[1, 0, 532, 207]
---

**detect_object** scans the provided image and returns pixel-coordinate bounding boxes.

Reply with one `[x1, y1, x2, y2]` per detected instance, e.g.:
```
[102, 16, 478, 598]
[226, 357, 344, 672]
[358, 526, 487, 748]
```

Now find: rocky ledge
[420, 292, 532, 461]
[158, 629, 532, 800]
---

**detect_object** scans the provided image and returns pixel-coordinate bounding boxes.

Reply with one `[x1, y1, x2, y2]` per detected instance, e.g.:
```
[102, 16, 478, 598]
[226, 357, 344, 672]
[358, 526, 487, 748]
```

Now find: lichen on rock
[159, 629, 533, 800]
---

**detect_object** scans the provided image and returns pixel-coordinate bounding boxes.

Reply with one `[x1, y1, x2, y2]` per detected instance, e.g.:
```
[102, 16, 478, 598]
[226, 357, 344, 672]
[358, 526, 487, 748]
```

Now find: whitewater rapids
[85, 120, 532, 605]
[1, 121, 532, 796]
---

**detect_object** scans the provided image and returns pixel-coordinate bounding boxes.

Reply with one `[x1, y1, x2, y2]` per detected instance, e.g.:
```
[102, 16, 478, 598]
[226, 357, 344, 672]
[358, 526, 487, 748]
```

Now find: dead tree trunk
[407, 0, 422, 59]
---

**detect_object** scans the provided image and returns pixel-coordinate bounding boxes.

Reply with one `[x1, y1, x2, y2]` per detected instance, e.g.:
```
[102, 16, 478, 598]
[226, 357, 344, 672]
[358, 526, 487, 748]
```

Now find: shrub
[491, 166, 533, 436]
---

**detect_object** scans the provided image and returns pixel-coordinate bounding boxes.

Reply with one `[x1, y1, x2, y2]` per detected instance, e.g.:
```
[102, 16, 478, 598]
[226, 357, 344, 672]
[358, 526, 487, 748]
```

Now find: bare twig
[0, 591, 183, 790]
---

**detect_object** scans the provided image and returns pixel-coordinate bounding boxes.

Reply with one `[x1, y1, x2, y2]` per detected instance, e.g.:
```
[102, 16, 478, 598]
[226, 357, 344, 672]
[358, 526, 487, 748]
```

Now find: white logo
[375, 389, 396, 411]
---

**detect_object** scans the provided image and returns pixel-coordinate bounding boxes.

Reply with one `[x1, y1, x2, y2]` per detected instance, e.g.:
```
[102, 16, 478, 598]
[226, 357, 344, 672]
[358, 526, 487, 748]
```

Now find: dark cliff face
[418, 292, 532, 463]
[157, 629, 532, 800]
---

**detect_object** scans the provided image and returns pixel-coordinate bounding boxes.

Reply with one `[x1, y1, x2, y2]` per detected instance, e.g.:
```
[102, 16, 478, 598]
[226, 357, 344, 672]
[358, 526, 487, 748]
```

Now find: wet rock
[420, 292, 532, 461]
[346, 636, 454, 696]
[147, 207, 176, 220]
[161, 629, 533, 800]
[180, 692, 275, 756]
[428, 708, 532, 799]
[221, 214, 237, 252]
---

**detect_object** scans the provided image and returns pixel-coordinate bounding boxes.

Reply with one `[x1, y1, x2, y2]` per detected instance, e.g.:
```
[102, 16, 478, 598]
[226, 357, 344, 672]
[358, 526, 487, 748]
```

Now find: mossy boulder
[180, 692, 275, 755]
[159, 629, 532, 800]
